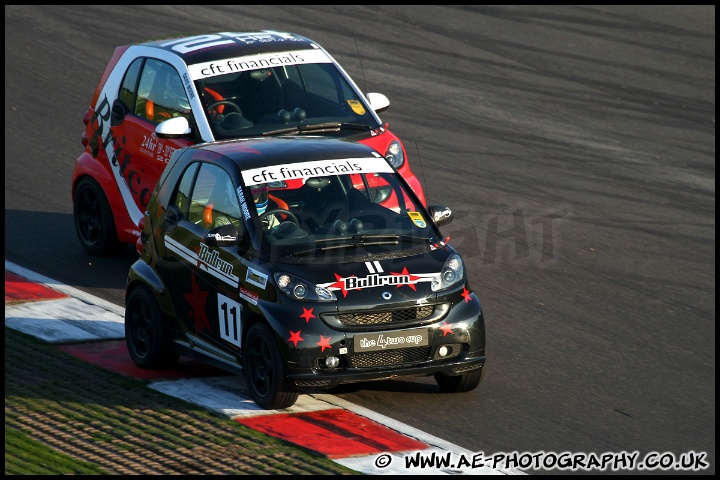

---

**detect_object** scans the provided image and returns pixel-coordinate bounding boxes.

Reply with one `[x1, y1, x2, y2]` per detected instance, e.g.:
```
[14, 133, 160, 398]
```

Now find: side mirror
[156, 116, 191, 139]
[428, 205, 453, 227]
[366, 92, 390, 113]
[206, 224, 240, 247]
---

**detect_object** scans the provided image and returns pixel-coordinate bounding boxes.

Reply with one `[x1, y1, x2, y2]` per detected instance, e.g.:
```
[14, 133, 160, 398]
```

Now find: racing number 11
[218, 293, 242, 348]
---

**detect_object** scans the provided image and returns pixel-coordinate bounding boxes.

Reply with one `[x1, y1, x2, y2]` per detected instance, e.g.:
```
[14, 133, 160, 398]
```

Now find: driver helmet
[251, 184, 269, 215]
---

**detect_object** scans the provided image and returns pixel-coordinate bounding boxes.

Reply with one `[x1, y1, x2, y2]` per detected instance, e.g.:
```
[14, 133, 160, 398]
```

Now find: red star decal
[461, 286, 472, 303]
[183, 273, 210, 333]
[328, 273, 353, 297]
[391, 266, 423, 291]
[287, 330, 304, 347]
[440, 321, 453, 336]
[299, 307, 315, 323]
[316, 335, 332, 352]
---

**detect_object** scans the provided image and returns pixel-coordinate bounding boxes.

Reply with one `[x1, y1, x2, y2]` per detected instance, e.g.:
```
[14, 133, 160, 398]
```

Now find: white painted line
[5, 260, 126, 317]
[148, 376, 337, 417]
[311, 393, 524, 475]
[147, 379, 520, 475]
[5, 297, 125, 342]
[310, 393, 470, 453]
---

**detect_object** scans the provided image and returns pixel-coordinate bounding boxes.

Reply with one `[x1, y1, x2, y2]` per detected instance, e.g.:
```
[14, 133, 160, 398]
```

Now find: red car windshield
[194, 63, 379, 139]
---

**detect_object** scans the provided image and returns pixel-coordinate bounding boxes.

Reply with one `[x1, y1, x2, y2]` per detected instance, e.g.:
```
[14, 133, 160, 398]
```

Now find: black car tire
[125, 285, 178, 369]
[243, 322, 299, 409]
[434, 367, 484, 393]
[73, 177, 126, 256]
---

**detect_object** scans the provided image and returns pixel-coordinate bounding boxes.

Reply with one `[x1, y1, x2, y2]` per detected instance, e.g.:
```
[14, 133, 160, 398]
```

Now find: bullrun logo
[320, 261, 435, 297]
[197, 244, 234, 277]
[164, 236, 240, 288]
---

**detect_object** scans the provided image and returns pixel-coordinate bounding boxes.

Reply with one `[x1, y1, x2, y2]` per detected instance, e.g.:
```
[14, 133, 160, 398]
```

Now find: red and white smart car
[72, 30, 427, 255]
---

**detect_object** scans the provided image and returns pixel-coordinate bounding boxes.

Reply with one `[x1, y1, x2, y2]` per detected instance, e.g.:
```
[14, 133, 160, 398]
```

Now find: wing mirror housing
[156, 116, 191, 139]
[366, 92, 390, 113]
[428, 205, 453, 227]
[206, 224, 240, 247]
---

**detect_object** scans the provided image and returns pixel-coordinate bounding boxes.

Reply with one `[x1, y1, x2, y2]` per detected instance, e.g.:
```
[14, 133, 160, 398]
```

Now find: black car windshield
[242, 156, 440, 261]
[194, 62, 380, 140]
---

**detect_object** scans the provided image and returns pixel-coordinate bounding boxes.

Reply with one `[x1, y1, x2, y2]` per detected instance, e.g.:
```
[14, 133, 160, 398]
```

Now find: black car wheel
[434, 367, 484, 393]
[73, 177, 126, 256]
[243, 323, 299, 410]
[125, 285, 178, 368]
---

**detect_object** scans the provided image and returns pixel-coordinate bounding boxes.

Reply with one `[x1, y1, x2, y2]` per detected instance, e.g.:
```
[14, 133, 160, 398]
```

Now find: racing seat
[268, 193, 289, 211]
[202, 86, 226, 116]
[202, 204, 215, 229]
[202, 203, 236, 230]
[145, 87, 174, 122]
[202, 174, 240, 229]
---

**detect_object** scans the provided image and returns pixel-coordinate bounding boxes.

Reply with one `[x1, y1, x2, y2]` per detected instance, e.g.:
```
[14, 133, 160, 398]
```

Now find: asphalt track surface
[5, 5, 715, 475]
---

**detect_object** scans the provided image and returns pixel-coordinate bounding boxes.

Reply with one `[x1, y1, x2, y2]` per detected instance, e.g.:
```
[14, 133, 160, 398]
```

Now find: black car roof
[190, 136, 382, 171]
[134, 31, 320, 65]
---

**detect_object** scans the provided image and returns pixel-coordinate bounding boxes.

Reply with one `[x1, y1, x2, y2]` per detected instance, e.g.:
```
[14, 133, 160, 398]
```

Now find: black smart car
[125, 136, 486, 409]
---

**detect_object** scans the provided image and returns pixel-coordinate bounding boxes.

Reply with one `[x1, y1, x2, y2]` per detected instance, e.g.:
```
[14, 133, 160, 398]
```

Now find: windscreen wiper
[351, 234, 431, 244]
[313, 233, 397, 244]
[290, 234, 430, 256]
[263, 122, 371, 136]
[290, 237, 399, 256]
[313, 234, 431, 245]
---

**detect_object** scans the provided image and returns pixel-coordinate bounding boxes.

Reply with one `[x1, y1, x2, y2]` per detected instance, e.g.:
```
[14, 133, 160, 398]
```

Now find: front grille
[349, 346, 430, 368]
[323, 303, 449, 330]
[338, 305, 434, 326]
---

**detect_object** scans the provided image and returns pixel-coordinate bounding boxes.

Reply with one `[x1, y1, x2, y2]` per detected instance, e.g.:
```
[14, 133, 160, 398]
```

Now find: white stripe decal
[365, 261, 375, 274]
[243, 157, 392, 186]
[165, 236, 197, 264]
[164, 236, 239, 288]
[188, 49, 332, 80]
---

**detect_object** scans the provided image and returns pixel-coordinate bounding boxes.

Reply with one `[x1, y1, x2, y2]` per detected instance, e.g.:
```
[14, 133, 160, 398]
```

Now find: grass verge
[5, 327, 359, 475]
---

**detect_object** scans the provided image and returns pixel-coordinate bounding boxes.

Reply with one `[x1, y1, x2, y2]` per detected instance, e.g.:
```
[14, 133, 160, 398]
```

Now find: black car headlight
[274, 272, 337, 302]
[385, 139, 404, 168]
[431, 254, 464, 292]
